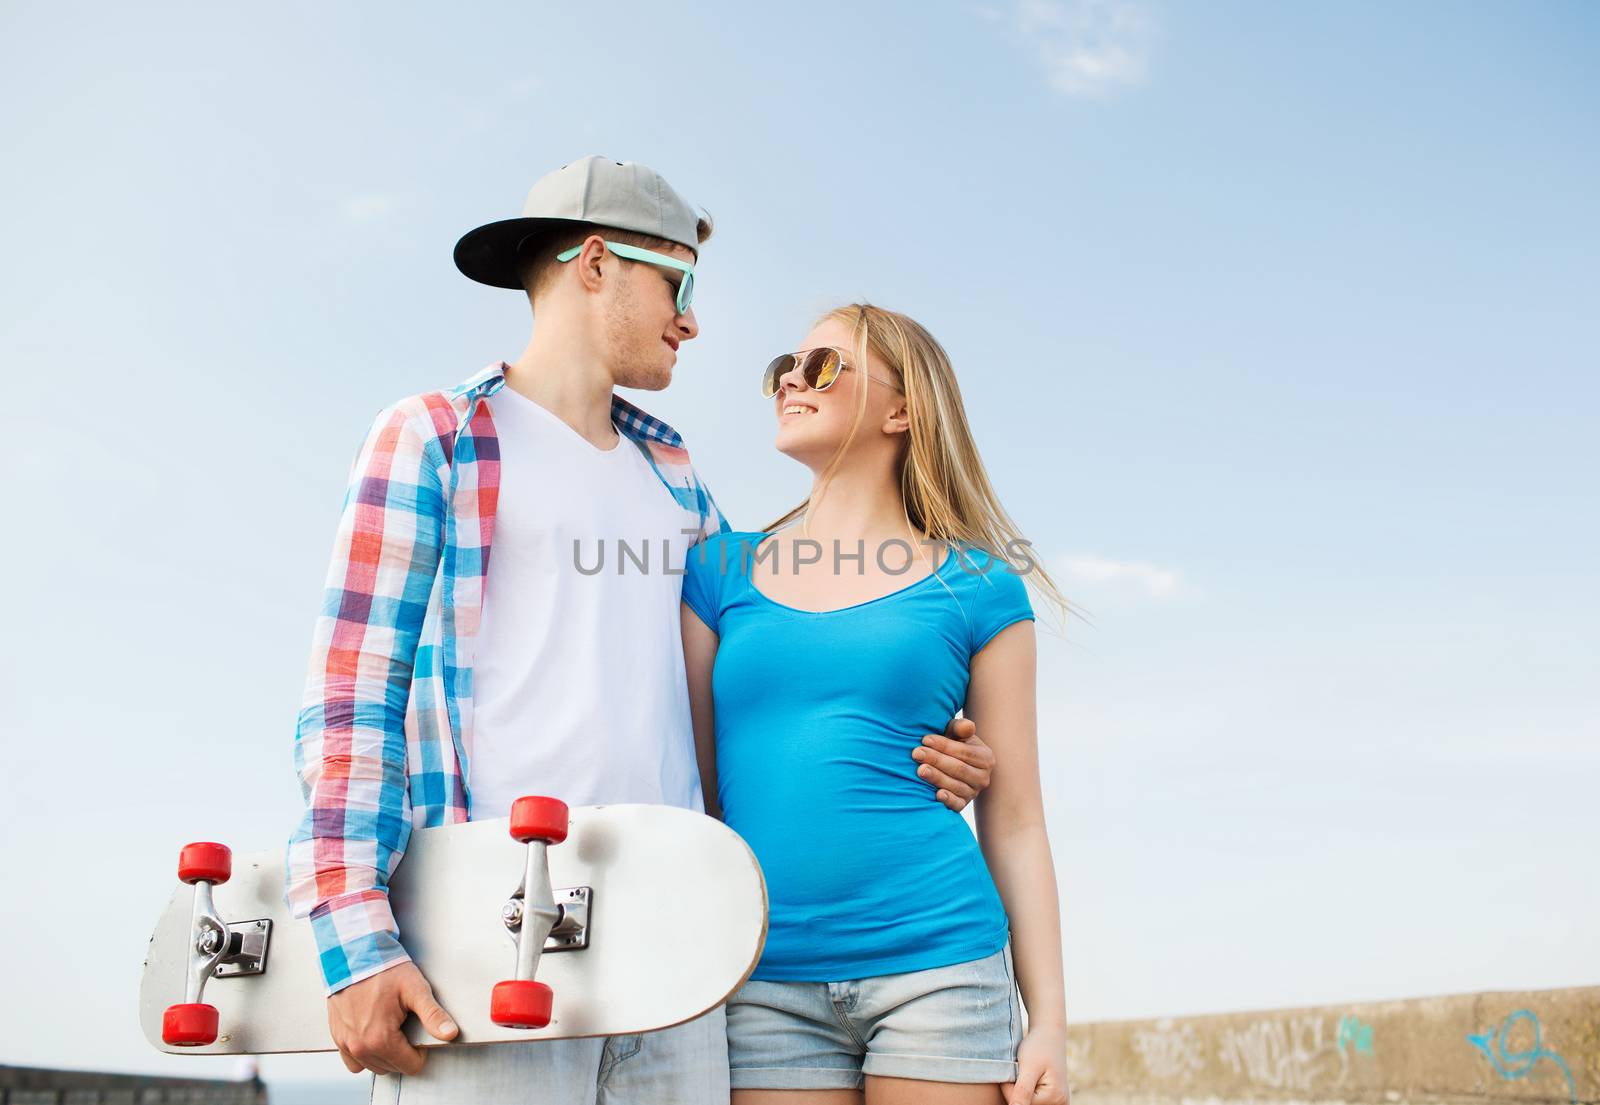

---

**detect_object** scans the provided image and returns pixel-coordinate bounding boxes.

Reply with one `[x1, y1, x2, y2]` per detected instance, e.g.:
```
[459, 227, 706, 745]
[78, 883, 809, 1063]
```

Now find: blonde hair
[765, 302, 1071, 631]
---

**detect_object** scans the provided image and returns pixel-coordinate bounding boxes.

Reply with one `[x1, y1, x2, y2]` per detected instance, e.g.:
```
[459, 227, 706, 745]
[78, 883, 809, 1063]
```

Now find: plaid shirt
[285, 362, 729, 994]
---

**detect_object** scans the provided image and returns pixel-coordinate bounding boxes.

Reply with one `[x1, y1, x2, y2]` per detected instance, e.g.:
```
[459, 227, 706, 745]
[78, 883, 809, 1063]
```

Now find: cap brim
[453, 217, 591, 290]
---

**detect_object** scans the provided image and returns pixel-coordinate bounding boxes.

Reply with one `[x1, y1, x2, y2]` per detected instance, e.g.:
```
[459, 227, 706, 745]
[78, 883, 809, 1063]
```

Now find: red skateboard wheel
[177, 842, 232, 885]
[491, 979, 553, 1029]
[508, 797, 568, 845]
[162, 1002, 220, 1046]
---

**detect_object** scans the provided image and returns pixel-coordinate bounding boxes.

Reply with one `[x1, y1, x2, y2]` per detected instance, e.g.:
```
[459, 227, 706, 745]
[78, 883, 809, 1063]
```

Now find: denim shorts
[370, 1006, 727, 1104]
[725, 940, 1023, 1089]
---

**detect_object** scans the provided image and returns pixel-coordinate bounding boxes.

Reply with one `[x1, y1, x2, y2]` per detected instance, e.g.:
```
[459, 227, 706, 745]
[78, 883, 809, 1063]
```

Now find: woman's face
[772, 318, 904, 469]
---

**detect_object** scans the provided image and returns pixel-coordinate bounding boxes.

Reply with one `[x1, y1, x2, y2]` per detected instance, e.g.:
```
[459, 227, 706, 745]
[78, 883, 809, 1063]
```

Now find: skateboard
[140, 799, 768, 1055]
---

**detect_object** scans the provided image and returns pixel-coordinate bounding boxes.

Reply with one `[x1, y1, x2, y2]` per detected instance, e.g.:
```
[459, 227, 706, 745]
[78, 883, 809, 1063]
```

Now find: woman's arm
[681, 602, 723, 821]
[966, 620, 1069, 1101]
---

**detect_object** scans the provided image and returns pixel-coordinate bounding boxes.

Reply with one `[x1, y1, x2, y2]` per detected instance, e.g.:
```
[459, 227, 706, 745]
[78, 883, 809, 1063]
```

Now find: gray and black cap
[453, 155, 703, 290]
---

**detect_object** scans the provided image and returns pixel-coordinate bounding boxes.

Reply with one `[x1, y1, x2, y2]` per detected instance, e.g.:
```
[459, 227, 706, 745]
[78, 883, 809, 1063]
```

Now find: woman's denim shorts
[725, 940, 1023, 1089]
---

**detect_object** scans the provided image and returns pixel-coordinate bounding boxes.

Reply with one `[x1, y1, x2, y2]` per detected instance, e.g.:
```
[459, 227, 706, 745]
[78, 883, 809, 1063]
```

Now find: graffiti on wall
[1468, 1009, 1578, 1105]
[1218, 1014, 1350, 1091]
[1132, 1018, 1206, 1083]
[1337, 1014, 1375, 1056]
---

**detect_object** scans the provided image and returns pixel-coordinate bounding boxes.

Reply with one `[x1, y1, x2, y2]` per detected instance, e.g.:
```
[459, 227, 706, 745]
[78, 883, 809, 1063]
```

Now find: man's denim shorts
[725, 940, 1023, 1089]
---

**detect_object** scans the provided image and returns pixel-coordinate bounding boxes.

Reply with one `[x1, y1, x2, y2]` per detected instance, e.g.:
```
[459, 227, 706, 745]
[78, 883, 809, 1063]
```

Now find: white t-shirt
[466, 384, 704, 821]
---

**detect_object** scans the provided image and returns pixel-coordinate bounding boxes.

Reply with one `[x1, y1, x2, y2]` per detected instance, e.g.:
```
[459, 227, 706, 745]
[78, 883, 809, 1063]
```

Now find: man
[285, 156, 997, 1103]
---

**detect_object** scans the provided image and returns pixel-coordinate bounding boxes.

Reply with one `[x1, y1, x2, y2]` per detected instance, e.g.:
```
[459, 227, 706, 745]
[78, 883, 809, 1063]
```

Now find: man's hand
[327, 961, 458, 1075]
[912, 716, 996, 812]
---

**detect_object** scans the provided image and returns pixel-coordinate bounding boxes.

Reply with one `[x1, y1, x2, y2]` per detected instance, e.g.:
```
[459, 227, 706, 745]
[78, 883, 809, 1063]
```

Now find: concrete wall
[6, 988, 1595, 1103]
[1066, 986, 1598, 1105]
[0, 1066, 266, 1105]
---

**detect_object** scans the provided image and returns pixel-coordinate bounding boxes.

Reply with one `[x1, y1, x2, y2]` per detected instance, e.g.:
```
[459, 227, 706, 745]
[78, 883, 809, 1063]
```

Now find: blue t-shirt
[681, 531, 1035, 980]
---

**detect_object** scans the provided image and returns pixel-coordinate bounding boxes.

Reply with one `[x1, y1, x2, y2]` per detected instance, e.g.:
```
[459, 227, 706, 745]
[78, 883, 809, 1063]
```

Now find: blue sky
[1, 0, 1595, 1087]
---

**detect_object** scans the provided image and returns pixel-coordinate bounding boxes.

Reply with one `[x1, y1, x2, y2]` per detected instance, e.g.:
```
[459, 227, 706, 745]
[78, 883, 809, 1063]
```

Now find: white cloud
[1059, 553, 1182, 598]
[1011, 0, 1157, 98]
[341, 192, 404, 223]
[501, 74, 541, 100]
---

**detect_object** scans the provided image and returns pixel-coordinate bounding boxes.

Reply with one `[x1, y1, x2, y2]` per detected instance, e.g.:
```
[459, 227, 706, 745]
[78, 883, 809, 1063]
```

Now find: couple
[285, 156, 1071, 1105]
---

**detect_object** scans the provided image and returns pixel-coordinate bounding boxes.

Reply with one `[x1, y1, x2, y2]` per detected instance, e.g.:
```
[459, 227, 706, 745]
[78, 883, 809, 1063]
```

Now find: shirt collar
[454, 362, 685, 450]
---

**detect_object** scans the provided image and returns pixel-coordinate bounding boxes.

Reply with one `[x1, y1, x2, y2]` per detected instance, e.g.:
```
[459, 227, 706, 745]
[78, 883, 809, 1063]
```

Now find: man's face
[604, 241, 699, 392]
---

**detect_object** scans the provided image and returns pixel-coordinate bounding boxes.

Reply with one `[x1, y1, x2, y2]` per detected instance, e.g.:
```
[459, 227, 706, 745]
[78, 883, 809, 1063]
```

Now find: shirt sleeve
[966, 550, 1036, 656]
[682, 533, 727, 634]
[283, 403, 448, 994]
[690, 467, 732, 542]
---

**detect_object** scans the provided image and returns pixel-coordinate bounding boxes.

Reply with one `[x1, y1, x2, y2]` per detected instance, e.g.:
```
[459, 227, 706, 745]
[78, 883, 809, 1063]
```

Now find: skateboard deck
[140, 802, 767, 1055]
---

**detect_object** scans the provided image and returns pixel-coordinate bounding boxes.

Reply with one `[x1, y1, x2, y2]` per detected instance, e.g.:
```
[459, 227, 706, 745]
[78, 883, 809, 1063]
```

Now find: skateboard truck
[159, 843, 273, 1046]
[160, 842, 271, 1046]
[491, 796, 570, 1030]
[502, 886, 590, 951]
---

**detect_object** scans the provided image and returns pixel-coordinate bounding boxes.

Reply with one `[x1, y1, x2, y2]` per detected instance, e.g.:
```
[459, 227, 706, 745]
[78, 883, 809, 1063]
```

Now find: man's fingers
[359, 1029, 422, 1077]
[920, 722, 995, 807]
[922, 732, 995, 768]
[919, 764, 977, 800]
[403, 976, 459, 1043]
[388, 1041, 426, 1077]
[351, 1046, 399, 1076]
[326, 962, 442, 1076]
[914, 747, 982, 789]
[944, 716, 977, 741]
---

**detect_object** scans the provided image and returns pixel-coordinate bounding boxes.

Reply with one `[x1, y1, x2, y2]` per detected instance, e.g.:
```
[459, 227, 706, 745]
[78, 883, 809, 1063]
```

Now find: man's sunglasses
[554, 239, 696, 316]
[761, 347, 904, 399]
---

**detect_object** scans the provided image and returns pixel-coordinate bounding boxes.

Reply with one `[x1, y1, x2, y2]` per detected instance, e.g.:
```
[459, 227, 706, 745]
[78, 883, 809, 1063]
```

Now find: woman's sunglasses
[761, 347, 903, 398]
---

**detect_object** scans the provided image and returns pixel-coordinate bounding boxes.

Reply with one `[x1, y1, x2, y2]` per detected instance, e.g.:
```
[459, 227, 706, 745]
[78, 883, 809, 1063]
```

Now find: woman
[680, 303, 1072, 1105]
